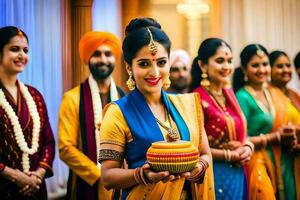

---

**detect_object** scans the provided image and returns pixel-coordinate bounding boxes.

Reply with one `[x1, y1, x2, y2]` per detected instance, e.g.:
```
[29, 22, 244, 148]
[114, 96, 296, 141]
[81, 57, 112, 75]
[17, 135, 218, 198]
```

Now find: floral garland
[0, 81, 40, 172]
[88, 75, 119, 168]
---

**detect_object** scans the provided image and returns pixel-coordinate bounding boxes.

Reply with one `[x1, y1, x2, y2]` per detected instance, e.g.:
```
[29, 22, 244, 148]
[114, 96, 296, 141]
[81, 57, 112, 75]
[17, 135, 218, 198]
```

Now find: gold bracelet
[133, 167, 142, 185]
[227, 150, 232, 162]
[189, 159, 209, 182]
[223, 149, 228, 161]
[260, 134, 267, 148]
[244, 140, 255, 152]
[139, 167, 148, 185]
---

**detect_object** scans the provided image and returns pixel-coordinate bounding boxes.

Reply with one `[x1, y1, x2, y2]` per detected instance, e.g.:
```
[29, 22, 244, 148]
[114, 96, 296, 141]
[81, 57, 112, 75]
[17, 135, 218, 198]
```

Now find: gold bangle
[223, 149, 228, 161]
[244, 140, 255, 152]
[133, 167, 141, 185]
[260, 134, 267, 148]
[227, 150, 232, 162]
[189, 158, 209, 182]
[140, 167, 148, 185]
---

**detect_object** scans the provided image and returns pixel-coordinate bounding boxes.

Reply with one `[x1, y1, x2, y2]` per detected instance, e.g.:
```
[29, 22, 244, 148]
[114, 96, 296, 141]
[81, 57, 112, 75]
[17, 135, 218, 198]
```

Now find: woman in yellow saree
[235, 44, 300, 200]
[98, 18, 215, 200]
[269, 50, 300, 200]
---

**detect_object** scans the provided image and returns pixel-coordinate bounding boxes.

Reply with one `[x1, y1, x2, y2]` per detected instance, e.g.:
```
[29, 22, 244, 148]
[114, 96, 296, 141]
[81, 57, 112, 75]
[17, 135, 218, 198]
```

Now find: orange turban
[79, 31, 121, 64]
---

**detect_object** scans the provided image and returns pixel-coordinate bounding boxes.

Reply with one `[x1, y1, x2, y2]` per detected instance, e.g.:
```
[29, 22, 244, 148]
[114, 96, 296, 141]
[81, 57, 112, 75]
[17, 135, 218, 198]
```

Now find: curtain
[92, 0, 126, 89]
[221, 0, 300, 93]
[0, 0, 67, 199]
[92, 0, 121, 37]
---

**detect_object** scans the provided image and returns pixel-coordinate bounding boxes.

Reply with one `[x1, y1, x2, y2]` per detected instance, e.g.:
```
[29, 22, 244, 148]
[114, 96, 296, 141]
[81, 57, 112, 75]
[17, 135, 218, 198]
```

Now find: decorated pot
[146, 140, 199, 174]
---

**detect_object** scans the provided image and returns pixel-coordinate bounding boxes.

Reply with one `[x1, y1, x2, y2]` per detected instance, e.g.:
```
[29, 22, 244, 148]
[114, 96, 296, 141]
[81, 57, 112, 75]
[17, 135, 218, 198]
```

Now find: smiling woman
[190, 38, 252, 200]
[98, 18, 215, 200]
[0, 26, 55, 200]
[269, 50, 300, 112]
[235, 44, 300, 200]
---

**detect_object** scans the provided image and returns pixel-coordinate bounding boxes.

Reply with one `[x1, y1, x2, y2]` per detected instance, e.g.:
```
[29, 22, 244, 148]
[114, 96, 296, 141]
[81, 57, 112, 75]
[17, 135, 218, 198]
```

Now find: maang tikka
[256, 44, 264, 58]
[17, 29, 24, 37]
[147, 28, 158, 56]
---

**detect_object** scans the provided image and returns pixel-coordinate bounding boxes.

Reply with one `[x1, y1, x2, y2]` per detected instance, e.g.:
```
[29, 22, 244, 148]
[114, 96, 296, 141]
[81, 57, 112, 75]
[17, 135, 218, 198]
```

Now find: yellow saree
[100, 93, 215, 200]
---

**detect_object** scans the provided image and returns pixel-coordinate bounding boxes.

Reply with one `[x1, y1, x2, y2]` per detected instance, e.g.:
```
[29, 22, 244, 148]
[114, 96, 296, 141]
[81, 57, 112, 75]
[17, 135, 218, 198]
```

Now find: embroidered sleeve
[99, 104, 131, 164]
[99, 149, 124, 163]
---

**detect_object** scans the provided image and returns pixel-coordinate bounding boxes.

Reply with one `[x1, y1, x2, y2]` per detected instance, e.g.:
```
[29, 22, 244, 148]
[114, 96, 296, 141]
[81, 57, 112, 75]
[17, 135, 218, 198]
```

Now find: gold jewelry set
[155, 108, 180, 142]
[126, 28, 170, 91]
[255, 44, 265, 58]
[207, 89, 226, 107]
[200, 72, 210, 88]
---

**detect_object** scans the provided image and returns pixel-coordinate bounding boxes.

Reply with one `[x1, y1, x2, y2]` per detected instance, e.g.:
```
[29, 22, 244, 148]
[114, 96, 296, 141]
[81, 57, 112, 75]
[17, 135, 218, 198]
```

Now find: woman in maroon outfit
[0, 26, 55, 200]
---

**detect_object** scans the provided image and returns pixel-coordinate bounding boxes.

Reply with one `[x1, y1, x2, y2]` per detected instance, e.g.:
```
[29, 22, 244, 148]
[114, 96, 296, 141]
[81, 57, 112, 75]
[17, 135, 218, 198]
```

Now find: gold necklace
[155, 109, 180, 142]
[207, 89, 226, 107]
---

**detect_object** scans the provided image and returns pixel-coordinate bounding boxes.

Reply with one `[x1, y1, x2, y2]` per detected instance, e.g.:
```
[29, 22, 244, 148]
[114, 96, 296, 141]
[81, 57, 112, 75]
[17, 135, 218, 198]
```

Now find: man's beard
[89, 62, 115, 80]
[170, 77, 189, 91]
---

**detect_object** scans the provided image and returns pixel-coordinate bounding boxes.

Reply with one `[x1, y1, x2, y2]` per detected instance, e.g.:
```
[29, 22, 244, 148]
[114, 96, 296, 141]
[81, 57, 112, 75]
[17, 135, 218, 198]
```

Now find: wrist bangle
[227, 150, 232, 162]
[244, 140, 255, 152]
[133, 167, 148, 185]
[223, 149, 228, 161]
[260, 134, 267, 148]
[275, 131, 281, 143]
[189, 158, 209, 182]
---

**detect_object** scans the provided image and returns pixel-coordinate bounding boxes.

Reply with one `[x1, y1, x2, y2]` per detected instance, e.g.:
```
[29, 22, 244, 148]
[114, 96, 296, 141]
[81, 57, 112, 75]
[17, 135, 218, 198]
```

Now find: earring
[163, 77, 171, 90]
[200, 72, 210, 88]
[126, 72, 135, 91]
[244, 74, 248, 82]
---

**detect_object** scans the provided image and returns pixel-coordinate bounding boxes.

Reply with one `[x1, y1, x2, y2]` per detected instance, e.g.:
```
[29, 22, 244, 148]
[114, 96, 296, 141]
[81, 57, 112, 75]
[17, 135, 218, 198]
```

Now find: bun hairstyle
[0, 26, 28, 54]
[122, 17, 171, 65]
[189, 38, 231, 91]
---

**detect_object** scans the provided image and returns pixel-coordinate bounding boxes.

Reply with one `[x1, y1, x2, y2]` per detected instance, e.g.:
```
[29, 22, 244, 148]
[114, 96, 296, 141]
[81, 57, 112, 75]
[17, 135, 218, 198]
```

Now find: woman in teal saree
[235, 44, 300, 200]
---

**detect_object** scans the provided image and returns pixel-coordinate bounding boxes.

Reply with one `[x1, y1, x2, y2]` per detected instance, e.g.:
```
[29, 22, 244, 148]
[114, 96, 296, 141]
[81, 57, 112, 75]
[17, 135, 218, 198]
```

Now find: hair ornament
[147, 28, 158, 56]
[221, 42, 227, 48]
[17, 29, 24, 37]
[256, 44, 264, 58]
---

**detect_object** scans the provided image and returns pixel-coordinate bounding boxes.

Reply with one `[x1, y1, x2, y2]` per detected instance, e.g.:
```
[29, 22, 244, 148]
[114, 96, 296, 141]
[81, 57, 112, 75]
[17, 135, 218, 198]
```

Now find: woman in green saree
[234, 44, 300, 200]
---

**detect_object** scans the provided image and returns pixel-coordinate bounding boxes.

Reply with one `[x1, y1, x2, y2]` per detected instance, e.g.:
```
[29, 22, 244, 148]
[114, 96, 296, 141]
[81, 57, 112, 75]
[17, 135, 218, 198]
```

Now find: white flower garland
[88, 75, 119, 168]
[0, 81, 40, 172]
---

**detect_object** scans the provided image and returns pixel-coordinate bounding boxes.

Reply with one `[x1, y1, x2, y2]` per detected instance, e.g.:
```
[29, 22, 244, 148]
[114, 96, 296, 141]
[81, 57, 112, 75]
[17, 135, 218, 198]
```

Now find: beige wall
[221, 0, 300, 92]
[148, 0, 211, 57]
[149, 2, 187, 50]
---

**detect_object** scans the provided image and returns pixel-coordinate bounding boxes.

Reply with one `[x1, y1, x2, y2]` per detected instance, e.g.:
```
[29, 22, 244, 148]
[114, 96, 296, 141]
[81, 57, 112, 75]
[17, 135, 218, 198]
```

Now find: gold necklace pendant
[167, 127, 180, 142]
[155, 109, 180, 142]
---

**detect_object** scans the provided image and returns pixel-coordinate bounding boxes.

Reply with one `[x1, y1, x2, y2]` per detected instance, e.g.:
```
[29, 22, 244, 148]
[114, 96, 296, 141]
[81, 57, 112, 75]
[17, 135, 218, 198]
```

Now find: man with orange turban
[58, 31, 125, 200]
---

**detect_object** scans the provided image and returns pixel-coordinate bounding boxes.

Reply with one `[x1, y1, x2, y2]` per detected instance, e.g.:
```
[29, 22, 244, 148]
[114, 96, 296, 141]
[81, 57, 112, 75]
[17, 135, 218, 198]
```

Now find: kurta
[99, 89, 215, 200]
[58, 79, 124, 200]
[193, 87, 248, 200]
[236, 86, 300, 200]
[0, 81, 55, 200]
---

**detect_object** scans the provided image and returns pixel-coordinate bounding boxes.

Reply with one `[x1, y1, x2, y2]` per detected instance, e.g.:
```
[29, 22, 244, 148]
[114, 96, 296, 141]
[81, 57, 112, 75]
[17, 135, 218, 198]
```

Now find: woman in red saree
[0, 26, 55, 200]
[190, 38, 253, 200]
